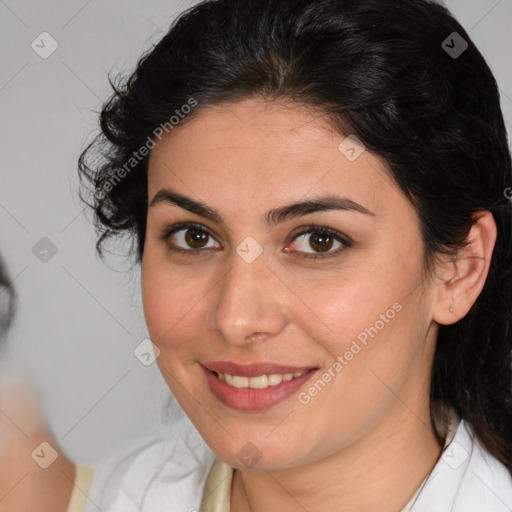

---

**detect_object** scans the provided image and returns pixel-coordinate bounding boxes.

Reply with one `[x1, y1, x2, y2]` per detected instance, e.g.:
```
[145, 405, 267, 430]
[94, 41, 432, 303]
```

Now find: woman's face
[142, 98, 440, 470]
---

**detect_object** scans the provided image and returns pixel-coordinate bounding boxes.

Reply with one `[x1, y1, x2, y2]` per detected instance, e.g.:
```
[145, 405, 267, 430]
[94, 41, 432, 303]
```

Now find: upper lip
[202, 361, 317, 377]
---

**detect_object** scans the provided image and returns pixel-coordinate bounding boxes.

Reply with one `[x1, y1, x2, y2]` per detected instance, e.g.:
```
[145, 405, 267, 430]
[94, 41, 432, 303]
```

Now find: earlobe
[432, 211, 497, 326]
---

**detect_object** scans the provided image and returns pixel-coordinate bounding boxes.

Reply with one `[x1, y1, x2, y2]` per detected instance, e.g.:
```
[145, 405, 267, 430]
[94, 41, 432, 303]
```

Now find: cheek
[299, 249, 423, 373]
[141, 251, 192, 345]
[140, 250, 217, 370]
[306, 293, 369, 364]
[141, 258, 172, 341]
[141, 260, 203, 403]
[294, 280, 424, 443]
[296, 265, 394, 347]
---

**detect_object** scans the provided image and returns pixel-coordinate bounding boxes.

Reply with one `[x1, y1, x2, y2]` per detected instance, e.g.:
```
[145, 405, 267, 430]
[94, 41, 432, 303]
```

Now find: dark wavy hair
[78, 0, 512, 472]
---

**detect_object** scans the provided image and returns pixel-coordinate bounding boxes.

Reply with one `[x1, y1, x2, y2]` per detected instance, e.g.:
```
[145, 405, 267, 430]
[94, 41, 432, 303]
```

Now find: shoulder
[411, 418, 512, 512]
[84, 419, 216, 512]
[452, 420, 512, 511]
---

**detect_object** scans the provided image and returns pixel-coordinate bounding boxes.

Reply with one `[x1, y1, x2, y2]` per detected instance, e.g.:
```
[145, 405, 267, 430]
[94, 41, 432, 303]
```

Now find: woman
[76, 0, 512, 510]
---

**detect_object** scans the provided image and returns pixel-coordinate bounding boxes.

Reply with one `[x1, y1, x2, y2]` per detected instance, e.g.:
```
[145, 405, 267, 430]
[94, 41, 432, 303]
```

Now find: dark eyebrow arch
[149, 188, 375, 229]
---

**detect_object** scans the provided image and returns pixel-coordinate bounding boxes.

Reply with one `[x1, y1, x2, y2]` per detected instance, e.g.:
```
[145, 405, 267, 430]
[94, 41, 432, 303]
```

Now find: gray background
[0, 0, 511, 464]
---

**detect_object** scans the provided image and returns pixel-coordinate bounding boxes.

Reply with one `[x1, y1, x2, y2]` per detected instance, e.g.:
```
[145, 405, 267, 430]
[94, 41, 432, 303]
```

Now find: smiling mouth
[202, 365, 318, 411]
[216, 370, 307, 389]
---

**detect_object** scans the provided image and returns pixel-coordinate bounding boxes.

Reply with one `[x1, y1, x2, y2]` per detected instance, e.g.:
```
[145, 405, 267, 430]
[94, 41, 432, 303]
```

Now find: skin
[0, 381, 76, 512]
[141, 98, 496, 512]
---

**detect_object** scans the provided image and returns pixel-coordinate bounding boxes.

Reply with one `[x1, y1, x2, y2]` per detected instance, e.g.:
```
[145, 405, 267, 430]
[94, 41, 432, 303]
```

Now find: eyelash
[158, 222, 352, 260]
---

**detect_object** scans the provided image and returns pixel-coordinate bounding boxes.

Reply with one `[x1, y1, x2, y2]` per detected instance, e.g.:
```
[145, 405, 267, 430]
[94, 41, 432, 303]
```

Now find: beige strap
[200, 457, 233, 512]
[66, 464, 95, 512]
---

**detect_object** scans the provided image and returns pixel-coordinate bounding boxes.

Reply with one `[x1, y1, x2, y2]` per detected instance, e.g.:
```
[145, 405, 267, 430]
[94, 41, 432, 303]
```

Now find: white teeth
[248, 375, 268, 389]
[267, 374, 283, 386]
[217, 371, 306, 389]
[232, 376, 249, 388]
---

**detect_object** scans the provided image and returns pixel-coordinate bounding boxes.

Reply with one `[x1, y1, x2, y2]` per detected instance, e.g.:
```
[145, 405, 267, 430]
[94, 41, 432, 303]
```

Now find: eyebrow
[149, 188, 375, 228]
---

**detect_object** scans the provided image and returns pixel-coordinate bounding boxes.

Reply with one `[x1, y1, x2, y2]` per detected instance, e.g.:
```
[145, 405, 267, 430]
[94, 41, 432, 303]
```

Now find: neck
[231, 403, 444, 512]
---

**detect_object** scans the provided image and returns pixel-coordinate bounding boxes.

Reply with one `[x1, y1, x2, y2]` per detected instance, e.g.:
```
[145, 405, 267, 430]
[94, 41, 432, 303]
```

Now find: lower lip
[202, 366, 318, 411]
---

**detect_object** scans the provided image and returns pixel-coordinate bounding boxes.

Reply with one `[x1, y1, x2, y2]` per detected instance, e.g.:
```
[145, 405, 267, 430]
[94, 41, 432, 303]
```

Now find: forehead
[147, 99, 401, 220]
[149, 99, 338, 165]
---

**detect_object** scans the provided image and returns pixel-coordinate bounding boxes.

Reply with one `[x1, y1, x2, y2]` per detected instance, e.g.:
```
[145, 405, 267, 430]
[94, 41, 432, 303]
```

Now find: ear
[432, 211, 497, 325]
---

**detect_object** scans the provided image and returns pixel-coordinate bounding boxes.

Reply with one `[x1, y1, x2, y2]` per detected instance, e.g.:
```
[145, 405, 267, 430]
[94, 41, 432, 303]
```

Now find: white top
[84, 413, 512, 512]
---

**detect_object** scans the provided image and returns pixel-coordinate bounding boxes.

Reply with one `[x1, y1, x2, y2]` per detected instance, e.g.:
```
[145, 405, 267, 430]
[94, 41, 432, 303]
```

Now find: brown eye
[185, 228, 209, 248]
[164, 224, 220, 252]
[290, 226, 350, 259]
[308, 232, 334, 253]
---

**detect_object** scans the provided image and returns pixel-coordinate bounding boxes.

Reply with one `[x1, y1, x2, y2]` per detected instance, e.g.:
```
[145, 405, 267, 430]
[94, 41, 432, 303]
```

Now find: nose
[206, 250, 288, 347]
